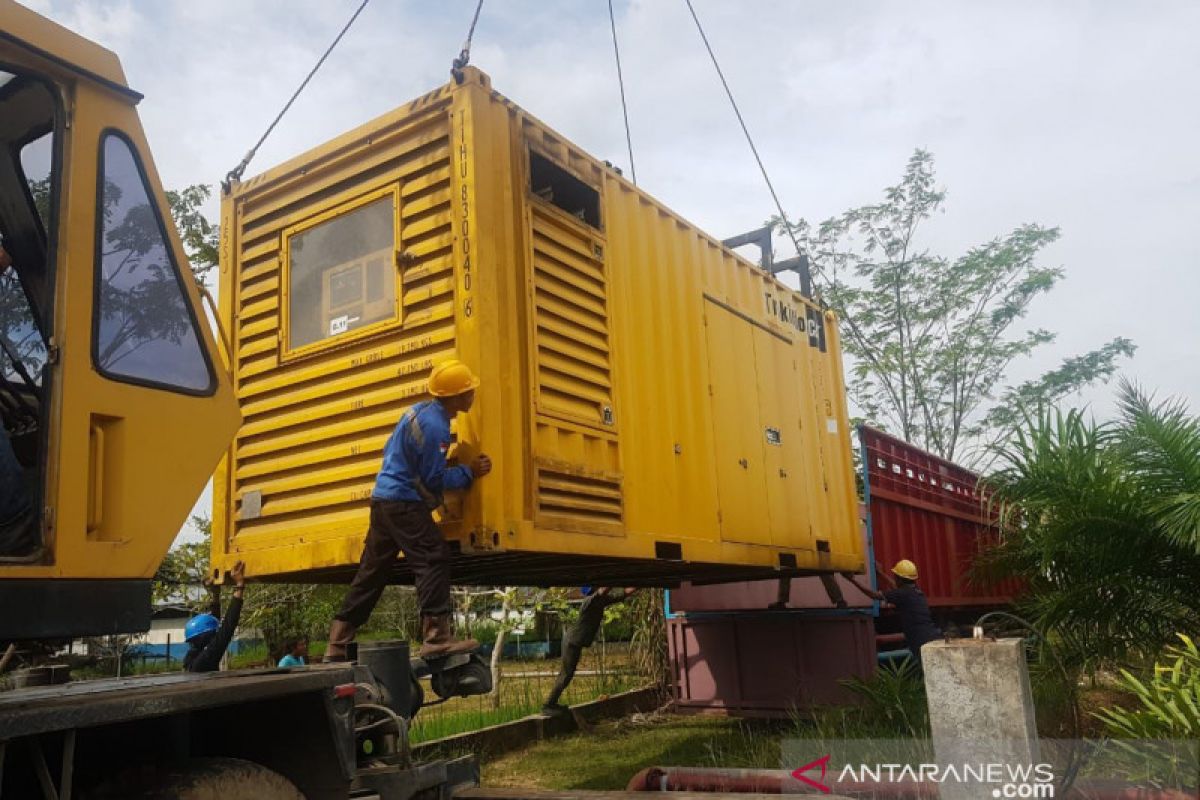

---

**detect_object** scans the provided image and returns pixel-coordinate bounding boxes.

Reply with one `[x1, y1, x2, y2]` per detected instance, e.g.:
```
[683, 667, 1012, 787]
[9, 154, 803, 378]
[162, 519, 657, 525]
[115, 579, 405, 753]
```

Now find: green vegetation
[482, 715, 785, 790]
[783, 149, 1132, 463]
[480, 663, 935, 789]
[810, 659, 929, 740]
[411, 664, 644, 744]
[1095, 634, 1200, 740]
[982, 381, 1200, 672]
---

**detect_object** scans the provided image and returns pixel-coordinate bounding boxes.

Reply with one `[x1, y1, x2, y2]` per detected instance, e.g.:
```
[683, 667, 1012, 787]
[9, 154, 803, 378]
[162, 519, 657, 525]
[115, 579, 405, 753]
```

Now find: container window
[286, 195, 396, 351]
[529, 150, 600, 229]
[94, 133, 214, 394]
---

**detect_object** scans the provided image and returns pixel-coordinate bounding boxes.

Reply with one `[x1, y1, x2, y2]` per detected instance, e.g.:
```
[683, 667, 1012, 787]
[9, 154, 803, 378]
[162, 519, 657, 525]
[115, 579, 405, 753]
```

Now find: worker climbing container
[211, 67, 861, 587]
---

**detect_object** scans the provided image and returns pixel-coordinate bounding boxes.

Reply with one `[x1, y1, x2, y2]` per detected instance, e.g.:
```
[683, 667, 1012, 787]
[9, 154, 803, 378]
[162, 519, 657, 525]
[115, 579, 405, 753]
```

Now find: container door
[703, 301, 770, 546]
[752, 328, 814, 552]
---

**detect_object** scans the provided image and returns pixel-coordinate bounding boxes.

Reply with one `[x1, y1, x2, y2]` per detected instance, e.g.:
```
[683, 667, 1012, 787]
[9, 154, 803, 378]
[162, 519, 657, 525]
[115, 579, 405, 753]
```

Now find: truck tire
[87, 757, 304, 800]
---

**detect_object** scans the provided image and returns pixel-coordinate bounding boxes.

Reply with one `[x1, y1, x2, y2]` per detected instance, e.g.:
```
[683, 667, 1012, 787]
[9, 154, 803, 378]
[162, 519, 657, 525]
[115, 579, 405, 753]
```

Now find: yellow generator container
[212, 68, 861, 586]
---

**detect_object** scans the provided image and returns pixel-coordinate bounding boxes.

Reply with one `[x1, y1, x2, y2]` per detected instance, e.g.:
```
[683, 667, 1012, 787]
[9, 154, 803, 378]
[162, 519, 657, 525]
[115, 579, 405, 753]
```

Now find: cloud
[18, 0, 1200, 460]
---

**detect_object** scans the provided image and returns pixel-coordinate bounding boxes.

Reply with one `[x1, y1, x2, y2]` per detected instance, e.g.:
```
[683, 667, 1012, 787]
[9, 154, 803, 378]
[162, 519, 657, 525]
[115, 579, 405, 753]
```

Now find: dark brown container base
[668, 613, 876, 718]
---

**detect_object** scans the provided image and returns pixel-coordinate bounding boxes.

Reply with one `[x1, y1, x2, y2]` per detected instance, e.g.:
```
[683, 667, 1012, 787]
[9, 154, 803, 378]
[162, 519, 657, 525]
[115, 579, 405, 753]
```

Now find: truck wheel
[88, 757, 304, 800]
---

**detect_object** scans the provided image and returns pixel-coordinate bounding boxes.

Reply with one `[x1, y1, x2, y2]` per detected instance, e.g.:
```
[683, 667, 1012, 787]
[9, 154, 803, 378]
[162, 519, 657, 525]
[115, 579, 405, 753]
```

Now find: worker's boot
[419, 614, 478, 659]
[323, 619, 358, 663]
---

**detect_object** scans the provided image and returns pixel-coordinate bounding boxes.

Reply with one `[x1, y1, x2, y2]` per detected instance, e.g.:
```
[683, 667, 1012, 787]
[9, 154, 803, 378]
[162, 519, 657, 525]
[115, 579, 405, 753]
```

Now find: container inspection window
[282, 186, 400, 355]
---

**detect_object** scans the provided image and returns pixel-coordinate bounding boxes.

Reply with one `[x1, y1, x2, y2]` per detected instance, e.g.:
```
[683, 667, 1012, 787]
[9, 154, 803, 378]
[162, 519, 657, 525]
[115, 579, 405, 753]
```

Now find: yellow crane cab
[0, 1, 240, 640]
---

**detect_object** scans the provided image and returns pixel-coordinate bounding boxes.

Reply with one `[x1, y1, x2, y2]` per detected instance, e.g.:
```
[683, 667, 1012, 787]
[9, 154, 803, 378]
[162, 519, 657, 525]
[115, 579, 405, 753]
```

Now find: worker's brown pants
[334, 499, 451, 626]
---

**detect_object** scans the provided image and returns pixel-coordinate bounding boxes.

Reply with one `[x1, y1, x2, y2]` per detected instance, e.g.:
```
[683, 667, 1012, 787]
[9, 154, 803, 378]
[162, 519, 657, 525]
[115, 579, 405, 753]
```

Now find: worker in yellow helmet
[325, 359, 492, 661]
[844, 559, 942, 672]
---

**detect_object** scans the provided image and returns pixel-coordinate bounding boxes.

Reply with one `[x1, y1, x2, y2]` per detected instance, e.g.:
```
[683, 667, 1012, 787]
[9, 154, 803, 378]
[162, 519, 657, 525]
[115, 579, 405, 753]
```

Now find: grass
[482, 714, 787, 790]
[477, 664, 1158, 792]
[479, 663, 936, 790]
[68, 635, 651, 749]
[410, 645, 642, 744]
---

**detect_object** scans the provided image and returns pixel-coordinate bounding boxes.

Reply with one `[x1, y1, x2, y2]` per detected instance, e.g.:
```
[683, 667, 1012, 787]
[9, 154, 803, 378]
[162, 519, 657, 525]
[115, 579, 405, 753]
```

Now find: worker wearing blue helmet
[184, 561, 246, 672]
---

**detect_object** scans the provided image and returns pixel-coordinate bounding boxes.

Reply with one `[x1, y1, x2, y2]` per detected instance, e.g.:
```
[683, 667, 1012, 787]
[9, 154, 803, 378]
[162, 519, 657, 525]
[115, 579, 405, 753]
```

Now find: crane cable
[607, 0, 637, 185]
[682, 0, 809, 281]
[223, 0, 372, 189]
[451, 0, 487, 83]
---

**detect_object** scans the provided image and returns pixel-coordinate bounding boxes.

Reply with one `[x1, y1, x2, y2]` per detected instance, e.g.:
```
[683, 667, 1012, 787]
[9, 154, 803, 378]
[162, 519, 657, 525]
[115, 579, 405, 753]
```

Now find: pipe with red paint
[625, 767, 934, 797]
[625, 766, 1196, 799]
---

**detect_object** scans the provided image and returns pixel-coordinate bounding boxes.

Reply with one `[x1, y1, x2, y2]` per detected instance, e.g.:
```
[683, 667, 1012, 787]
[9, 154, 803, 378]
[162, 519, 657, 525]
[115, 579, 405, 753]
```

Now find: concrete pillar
[923, 638, 1039, 800]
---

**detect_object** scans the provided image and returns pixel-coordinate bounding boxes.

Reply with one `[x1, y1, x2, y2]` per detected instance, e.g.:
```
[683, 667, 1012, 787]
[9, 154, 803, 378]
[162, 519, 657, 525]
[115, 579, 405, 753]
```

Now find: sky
[16, 0, 1200, 538]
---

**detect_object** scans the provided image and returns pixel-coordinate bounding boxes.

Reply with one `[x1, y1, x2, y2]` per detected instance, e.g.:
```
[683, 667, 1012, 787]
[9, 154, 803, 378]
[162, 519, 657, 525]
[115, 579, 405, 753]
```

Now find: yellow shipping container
[212, 68, 861, 586]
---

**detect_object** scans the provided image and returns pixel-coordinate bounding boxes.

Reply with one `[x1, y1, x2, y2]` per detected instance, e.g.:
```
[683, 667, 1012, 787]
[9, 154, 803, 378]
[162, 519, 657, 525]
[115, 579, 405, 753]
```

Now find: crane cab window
[283, 189, 398, 354]
[0, 67, 59, 558]
[94, 132, 214, 394]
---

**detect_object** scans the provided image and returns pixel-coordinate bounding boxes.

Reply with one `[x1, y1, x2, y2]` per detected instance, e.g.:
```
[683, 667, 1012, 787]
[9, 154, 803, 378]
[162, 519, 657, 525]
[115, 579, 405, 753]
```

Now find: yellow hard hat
[892, 559, 918, 580]
[428, 359, 480, 397]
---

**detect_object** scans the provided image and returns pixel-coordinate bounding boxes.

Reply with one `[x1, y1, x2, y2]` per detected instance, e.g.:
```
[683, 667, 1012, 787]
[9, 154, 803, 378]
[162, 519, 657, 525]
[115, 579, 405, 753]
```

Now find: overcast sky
[18, 0, 1199, 534]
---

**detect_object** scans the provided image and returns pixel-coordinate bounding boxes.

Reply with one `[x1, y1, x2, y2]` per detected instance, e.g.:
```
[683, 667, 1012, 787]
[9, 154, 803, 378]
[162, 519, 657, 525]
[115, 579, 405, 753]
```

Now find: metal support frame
[721, 225, 774, 272]
[30, 737, 55, 800]
[60, 731, 74, 800]
[25, 730, 74, 800]
[769, 253, 813, 298]
[722, 225, 815, 298]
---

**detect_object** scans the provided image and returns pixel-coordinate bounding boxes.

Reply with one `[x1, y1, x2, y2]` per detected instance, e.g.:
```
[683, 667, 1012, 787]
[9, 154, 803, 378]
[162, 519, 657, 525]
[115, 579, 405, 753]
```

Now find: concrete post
[923, 638, 1039, 800]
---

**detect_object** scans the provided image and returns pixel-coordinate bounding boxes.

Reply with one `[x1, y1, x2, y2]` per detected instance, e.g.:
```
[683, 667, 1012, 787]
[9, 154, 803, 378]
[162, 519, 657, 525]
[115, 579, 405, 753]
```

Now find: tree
[980, 381, 1200, 671]
[488, 587, 518, 709]
[242, 583, 349, 663]
[165, 184, 220, 284]
[782, 150, 1134, 463]
[152, 513, 214, 612]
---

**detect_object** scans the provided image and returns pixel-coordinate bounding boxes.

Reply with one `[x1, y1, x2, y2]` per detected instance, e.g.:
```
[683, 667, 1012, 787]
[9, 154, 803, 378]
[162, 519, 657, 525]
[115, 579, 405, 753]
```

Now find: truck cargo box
[212, 67, 861, 586]
[860, 425, 1020, 607]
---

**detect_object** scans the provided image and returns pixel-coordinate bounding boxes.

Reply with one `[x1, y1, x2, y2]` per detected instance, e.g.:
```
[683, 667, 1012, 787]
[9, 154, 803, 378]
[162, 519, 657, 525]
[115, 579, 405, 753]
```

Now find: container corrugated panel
[668, 614, 875, 717]
[212, 68, 862, 586]
[860, 424, 1020, 607]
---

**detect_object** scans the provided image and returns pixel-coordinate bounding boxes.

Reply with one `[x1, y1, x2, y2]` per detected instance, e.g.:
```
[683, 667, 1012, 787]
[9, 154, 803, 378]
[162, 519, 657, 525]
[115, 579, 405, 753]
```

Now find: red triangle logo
[791, 754, 832, 794]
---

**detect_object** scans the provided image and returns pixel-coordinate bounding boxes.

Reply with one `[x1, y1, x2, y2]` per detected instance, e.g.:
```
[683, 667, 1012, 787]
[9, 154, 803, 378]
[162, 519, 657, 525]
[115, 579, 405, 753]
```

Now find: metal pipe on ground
[624, 767, 932, 797]
[623, 767, 1196, 799]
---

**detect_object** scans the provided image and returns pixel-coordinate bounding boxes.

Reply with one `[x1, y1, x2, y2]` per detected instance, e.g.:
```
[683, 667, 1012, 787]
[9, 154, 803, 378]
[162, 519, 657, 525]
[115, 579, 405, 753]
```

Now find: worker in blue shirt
[325, 359, 492, 661]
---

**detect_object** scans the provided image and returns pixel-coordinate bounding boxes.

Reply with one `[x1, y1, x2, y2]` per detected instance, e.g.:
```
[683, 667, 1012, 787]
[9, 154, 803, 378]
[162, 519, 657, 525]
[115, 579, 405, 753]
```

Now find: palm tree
[981, 380, 1200, 672]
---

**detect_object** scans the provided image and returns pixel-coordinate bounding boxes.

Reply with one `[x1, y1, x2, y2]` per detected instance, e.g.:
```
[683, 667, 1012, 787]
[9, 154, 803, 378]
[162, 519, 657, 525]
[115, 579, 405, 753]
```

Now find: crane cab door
[0, 9, 240, 639]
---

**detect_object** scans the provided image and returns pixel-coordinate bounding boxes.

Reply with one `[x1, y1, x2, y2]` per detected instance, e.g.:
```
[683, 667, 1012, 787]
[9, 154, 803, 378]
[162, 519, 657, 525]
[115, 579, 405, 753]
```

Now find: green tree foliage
[1092, 634, 1199, 787]
[782, 150, 1134, 462]
[242, 583, 350, 663]
[165, 184, 220, 283]
[1096, 634, 1200, 739]
[152, 514, 214, 612]
[981, 381, 1200, 671]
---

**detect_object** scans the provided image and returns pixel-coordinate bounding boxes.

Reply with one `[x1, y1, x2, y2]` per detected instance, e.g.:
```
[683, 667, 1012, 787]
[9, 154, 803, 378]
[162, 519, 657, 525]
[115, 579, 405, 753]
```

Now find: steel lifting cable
[451, 0, 486, 83]
[607, 0, 637, 185]
[682, 0, 809, 281]
[223, 0, 372, 188]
